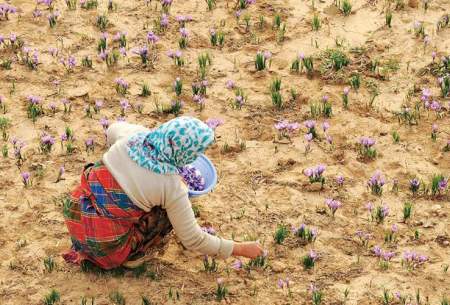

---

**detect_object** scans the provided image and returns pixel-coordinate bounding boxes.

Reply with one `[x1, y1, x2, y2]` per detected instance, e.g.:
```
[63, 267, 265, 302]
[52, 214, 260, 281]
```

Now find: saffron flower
[369, 203, 389, 223]
[94, 100, 103, 113]
[274, 120, 299, 139]
[342, 87, 350, 108]
[100, 117, 109, 130]
[373, 245, 396, 269]
[304, 164, 326, 187]
[335, 175, 345, 186]
[205, 118, 224, 130]
[402, 250, 428, 270]
[115, 78, 129, 95]
[201, 226, 216, 235]
[277, 278, 290, 289]
[176, 15, 193, 27]
[302, 249, 318, 269]
[167, 50, 184, 66]
[225, 80, 235, 90]
[409, 178, 420, 195]
[160, 13, 169, 28]
[119, 99, 130, 116]
[292, 224, 317, 243]
[178, 165, 205, 191]
[358, 136, 377, 159]
[47, 10, 60, 28]
[0, 3, 17, 20]
[85, 137, 94, 153]
[367, 170, 385, 196]
[255, 50, 271, 71]
[55, 166, 65, 183]
[231, 259, 243, 270]
[431, 124, 438, 141]
[147, 31, 160, 44]
[21, 172, 31, 187]
[325, 198, 342, 216]
[304, 120, 317, 138]
[40, 133, 56, 154]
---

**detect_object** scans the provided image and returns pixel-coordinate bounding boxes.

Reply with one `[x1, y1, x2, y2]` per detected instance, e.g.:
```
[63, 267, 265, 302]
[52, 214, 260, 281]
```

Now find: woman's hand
[232, 241, 264, 259]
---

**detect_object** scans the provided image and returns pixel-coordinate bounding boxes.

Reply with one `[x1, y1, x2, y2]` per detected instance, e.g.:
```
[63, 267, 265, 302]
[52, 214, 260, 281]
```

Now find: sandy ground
[0, 0, 449, 304]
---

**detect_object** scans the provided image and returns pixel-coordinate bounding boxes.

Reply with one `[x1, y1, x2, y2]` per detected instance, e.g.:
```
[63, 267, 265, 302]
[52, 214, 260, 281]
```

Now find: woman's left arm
[163, 179, 234, 259]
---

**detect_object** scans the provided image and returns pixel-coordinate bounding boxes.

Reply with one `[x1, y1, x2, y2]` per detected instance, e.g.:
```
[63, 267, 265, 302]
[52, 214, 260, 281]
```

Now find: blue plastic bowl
[187, 154, 218, 198]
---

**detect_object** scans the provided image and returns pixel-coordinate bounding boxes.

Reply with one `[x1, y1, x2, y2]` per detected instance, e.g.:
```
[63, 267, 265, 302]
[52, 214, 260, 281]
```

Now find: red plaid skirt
[63, 162, 172, 269]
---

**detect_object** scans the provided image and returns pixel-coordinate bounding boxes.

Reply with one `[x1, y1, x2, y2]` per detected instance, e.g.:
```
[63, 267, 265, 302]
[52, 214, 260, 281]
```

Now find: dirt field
[0, 0, 449, 304]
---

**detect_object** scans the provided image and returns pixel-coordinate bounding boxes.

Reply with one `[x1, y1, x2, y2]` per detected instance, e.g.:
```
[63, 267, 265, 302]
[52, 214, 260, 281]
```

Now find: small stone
[423, 221, 434, 228]
[431, 204, 442, 211]
[271, 261, 287, 272]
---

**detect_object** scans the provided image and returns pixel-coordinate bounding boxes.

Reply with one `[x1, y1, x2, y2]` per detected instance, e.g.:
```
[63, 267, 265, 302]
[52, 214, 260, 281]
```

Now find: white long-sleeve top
[102, 122, 234, 259]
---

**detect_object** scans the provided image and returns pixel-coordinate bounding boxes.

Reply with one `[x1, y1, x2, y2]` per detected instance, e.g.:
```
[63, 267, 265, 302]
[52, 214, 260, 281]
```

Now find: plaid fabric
[63, 161, 172, 269]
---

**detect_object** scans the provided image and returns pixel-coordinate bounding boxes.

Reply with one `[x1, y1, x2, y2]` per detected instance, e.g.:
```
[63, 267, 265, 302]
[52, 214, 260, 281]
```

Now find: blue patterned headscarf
[127, 116, 215, 174]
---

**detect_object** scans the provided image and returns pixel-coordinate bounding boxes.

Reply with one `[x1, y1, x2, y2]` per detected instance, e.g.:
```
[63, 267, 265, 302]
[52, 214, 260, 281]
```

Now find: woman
[63, 116, 263, 269]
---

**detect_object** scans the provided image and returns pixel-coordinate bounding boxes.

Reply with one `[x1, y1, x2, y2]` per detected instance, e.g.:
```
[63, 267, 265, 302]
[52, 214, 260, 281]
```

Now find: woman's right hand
[232, 241, 264, 259]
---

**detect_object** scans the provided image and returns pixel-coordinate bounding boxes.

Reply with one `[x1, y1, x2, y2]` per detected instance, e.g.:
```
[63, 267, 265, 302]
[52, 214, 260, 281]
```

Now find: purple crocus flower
[120, 99, 130, 110]
[179, 165, 205, 191]
[304, 133, 313, 142]
[41, 133, 56, 146]
[368, 170, 385, 188]
[21, 172, 31, 186]
[48, 47, 58, 57]
[33, 9, 42, 18]
[9, 33, 17, 43]
[335, 175, 345, 186]
[421, 88, 432, 101]
[322, 121, 330, 132]
[438, 179, 448, 191]
[147, 31, 160, 43]
[430, 100, 441, 111]
[343, 87, 350, 95]
[391, 224, 398, 233]
[373, 245, 382, 256]
[48, 102, 56, 112]
[99, 50, 108, 60]
[275, 120, 300, 136]
[277, 279, 285, 289]
[85, 137, 94, 147]
[100, 117, 109, 130]
[119, 47, 127, 56]
[432, 123, 438, 133]
[94, 99, 103, 110]
[27, 95, 42, 105]
[160, 13, 169, 28]
[201, 226, 216, 235]
[225, 80, 235, 90]
[231, 259, 243, 270]
[304, 120, 316, 129]
[68, 55, 76, 69]
[409, 178, 420, 192]
[205, 118, 224, 130]
[359, 136, 376, 148]
[325, 198, 342, 215]
[179, 27, 189, 38]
